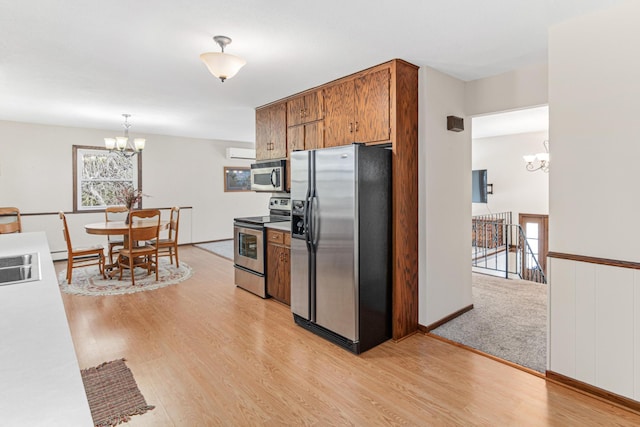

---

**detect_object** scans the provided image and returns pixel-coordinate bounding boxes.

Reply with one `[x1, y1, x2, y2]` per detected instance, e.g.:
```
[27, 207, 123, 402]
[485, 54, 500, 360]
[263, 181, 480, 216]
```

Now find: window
[224, 166, 251, 192]
[73, 145, 142, 212]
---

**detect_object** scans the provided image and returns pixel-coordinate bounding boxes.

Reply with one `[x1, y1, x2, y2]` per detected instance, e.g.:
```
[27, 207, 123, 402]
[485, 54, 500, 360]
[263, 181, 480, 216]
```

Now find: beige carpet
[431, 273, 547, 373]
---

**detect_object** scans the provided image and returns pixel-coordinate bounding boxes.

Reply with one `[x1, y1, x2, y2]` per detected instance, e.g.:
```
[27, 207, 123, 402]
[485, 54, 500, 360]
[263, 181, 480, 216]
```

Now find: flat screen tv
[472, 169, 488, 203]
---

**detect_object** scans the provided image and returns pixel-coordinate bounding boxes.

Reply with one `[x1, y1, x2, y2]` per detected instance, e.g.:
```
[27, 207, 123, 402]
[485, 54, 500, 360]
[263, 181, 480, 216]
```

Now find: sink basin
[0, 254, 33, 268]
[0, 253, 40, 286]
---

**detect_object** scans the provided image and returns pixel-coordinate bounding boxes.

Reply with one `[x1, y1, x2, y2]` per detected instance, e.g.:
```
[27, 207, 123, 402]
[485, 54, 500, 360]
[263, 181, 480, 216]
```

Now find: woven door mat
[81, 358, 154, 427]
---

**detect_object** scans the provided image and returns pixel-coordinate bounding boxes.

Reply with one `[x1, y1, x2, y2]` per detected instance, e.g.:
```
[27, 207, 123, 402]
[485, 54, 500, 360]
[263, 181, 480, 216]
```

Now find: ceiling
[472, 106, 549, 139]
[0, 0, 623, 142]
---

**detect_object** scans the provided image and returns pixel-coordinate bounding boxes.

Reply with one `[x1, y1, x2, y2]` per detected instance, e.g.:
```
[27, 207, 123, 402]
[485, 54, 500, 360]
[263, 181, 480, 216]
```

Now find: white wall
[465, 62, 548, 117]
[465, 61, 548, 123]
[548, 0, 640, 400]
[472, 131, 549, 220]
[0, 120, 270, 255]
[420, 66, 473, 326]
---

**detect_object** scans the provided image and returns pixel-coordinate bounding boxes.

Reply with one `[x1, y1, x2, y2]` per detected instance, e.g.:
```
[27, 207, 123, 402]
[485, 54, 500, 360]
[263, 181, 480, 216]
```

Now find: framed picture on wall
[224, 166, 251, 192]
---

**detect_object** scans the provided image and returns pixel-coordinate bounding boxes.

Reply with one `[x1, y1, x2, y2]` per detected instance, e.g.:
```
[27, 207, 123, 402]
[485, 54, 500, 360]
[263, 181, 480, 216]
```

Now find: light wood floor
[57, 246, 640, 426]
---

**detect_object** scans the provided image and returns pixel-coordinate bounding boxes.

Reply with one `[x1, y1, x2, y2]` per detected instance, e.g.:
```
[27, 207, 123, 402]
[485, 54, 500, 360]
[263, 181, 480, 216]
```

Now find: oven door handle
[270, 169, 277, 187]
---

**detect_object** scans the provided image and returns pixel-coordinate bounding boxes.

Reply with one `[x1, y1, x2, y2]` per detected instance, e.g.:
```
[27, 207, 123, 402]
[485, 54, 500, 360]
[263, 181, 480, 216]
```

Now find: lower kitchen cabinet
[266, 229, 291, 305]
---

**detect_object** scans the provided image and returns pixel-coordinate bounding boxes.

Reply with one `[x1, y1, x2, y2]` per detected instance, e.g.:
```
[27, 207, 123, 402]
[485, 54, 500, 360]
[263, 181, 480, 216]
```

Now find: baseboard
[546, 371, 640, 415]
[419, 304, 474, 332]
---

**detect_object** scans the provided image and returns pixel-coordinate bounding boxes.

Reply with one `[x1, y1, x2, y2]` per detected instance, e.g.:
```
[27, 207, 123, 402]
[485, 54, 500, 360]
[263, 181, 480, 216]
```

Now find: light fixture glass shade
[536, 152, 550, 162]
[104, 138, 116, 150]
[523, 154, 536, 163]
[134, 138, 146, 151]
[116, 137, 128, 150]
[200, 52, 246, 81]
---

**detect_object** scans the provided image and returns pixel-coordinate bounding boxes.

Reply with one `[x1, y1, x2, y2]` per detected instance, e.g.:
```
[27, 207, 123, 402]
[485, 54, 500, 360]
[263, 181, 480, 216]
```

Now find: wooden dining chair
[118, 209, 161, 286]
[154, 206, 180, 268]
[59, 212, 105, 284]
[0, 207, 22, 234]
[105, 205, 129, 266]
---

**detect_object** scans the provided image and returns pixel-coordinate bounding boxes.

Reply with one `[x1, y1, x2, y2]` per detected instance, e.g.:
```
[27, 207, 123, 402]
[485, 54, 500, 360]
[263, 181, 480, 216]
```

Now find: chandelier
[523, 140, 549, 173]
[200, 35, 246, 82]
[104, 114, 146, 158]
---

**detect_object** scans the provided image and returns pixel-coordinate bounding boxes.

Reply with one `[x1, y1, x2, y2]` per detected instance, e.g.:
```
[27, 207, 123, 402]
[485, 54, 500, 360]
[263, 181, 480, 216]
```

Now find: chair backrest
[105, 205, 129, 242]
[0, 207, 22, 234]
[168, 207, 180, 240]
[105, 205, 129, 221]
[128, 209, 161, 244]
[59, 211, 74, 253]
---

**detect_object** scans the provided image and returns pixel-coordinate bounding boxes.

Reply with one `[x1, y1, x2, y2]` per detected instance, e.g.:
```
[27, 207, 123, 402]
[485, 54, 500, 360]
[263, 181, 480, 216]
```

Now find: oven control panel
[269, 197, 291, 211]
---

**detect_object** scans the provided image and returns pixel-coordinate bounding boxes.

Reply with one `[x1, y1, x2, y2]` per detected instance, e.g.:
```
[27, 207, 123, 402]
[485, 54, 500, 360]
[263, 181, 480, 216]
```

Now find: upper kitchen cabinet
[323, 67, 390, 148]
[287, 91, 323, 126]
[287, 121, 323, 153]
[256, 102, 287, 160]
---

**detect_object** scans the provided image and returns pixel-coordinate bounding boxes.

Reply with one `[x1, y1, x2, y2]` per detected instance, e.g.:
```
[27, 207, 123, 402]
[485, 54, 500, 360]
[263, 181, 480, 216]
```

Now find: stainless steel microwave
[250, 159, 286, 192]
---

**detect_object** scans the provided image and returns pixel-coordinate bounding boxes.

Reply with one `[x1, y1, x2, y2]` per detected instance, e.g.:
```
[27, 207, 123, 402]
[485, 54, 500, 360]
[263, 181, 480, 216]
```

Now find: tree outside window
[73, 145, 142, 211]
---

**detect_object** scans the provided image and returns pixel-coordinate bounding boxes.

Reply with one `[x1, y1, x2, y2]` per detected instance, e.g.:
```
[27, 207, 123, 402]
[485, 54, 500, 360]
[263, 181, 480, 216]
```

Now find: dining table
[85, 219, 170, 275]
[84, 219, 169, 236]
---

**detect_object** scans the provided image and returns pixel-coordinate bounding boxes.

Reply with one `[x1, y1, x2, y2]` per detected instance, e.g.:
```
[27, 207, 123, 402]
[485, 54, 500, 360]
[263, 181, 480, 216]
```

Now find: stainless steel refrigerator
[290, 144, 391, 354]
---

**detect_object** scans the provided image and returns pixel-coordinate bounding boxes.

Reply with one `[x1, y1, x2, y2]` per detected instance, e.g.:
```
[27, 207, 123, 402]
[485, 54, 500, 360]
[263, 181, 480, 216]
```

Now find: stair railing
[472, 212, 546, 284]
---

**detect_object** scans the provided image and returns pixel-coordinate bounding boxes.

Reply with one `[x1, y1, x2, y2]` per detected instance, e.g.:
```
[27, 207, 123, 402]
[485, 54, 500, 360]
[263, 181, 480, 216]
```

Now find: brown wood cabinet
[323, 68, 390, 147]
[287, 91, 322, 126]
[266, 229, 290, 305]
[255, 59, 418, 340]
[256, 102, 287, 160]
[286, 118, 323, 189]
[287, 121, 324, 153]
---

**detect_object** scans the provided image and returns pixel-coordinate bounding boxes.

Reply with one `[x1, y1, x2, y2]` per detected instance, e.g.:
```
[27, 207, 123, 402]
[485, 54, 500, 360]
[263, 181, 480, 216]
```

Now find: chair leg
[130, 254, 136, 286]
[118, 255, 124, 281]
[66, 258, 73, 283]
[100, 253, 106, 279]
[154, 253, 159, 281]
[174, 245, 179, 268]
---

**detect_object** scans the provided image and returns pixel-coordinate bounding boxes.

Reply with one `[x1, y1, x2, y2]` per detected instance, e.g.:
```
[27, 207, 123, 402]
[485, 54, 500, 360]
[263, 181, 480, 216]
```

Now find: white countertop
[0, 232, 93, 426]
[265, 221, 291, 232]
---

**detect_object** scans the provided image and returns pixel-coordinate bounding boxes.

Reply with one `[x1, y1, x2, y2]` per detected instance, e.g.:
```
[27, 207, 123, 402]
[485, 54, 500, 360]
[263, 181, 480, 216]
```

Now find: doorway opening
[432, 105, 550, 373]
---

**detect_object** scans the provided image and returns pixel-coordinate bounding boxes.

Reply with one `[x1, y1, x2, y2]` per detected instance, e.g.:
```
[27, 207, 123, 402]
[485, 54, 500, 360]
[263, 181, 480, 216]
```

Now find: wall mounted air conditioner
[225, 147, 256, 160]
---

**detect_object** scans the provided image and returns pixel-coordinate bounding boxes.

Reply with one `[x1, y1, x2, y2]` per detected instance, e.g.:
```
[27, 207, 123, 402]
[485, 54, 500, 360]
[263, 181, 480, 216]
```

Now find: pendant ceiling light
[104, 114, 146, 158]
[200, 35, 246, 82]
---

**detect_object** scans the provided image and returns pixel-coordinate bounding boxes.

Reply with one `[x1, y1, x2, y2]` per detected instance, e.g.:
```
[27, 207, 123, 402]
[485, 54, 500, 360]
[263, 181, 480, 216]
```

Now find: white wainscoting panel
[575, 262, 596, 384]
[549, 257, 640, 401]
[594, 265, 634, 398]
[548, 258, 576, 376]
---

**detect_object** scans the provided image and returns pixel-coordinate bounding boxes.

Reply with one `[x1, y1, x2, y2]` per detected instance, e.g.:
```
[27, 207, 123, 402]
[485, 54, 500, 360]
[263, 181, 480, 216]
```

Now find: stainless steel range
[233, 197, 290, 298]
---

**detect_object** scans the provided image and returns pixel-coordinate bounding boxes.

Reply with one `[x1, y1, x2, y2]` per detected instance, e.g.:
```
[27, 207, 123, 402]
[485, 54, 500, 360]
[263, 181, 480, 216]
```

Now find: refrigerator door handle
[304, 191, 312, 246]
[311, 195, 319, 250]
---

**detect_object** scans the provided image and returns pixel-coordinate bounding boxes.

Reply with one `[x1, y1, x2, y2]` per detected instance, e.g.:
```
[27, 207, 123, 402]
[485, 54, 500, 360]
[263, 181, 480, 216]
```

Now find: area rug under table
[81, 358, 154, 427]
[59, 258, 193, 296]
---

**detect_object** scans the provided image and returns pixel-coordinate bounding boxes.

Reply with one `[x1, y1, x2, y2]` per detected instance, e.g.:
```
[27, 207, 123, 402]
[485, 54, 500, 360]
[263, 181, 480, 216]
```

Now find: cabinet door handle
[355, 121, 359, 132]
[349, 122, 353, 133]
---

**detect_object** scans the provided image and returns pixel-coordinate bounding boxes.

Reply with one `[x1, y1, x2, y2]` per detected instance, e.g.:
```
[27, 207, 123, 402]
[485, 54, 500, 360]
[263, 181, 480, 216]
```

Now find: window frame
[223, 166, 251, 192]
[72, 145, 143, 212]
